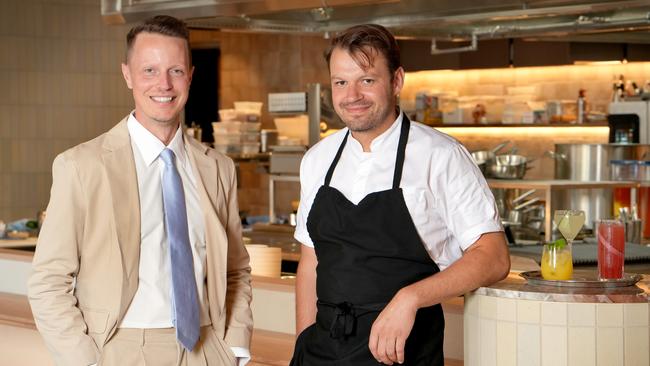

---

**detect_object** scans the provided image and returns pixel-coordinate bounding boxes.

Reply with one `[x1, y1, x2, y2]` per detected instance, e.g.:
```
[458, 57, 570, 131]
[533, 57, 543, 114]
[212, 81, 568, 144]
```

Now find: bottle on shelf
[577, 89, 587, 124]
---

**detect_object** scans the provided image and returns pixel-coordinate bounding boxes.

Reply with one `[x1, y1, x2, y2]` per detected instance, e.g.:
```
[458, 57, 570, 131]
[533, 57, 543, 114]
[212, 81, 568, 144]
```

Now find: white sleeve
[294, 151, 316, 248]
[436, 144, 503, 251]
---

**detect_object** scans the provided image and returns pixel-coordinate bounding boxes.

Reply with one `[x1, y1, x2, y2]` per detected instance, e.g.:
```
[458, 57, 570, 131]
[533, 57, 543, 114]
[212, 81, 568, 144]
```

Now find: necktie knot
[160, 148, 175, 167]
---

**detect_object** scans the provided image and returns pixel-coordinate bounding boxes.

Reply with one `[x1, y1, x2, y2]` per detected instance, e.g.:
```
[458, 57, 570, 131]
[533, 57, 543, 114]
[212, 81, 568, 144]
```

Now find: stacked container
[213, 102, 263, 154]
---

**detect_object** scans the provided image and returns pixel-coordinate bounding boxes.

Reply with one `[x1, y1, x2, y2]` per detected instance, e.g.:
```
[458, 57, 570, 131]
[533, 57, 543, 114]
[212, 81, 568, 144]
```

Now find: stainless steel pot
[471, 141, 510, 177]
[489, 154, 532, 179]
[552, 143, 650, 181]
[550, 143, 650, 229]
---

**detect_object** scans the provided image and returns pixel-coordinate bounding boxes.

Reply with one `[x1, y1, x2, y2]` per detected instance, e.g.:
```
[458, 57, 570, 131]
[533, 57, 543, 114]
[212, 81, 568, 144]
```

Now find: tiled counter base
[464, 273, 650, 366]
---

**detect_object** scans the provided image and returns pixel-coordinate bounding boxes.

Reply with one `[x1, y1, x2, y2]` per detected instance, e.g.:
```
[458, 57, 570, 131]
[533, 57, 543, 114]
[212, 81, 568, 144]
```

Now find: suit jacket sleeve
[27, 154, 99, 366]
[222, 158, 254, 348]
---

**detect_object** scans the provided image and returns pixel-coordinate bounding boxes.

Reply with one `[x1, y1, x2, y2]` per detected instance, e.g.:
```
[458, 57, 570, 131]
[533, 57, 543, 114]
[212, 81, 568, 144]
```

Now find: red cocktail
[597, 220, 626, 280]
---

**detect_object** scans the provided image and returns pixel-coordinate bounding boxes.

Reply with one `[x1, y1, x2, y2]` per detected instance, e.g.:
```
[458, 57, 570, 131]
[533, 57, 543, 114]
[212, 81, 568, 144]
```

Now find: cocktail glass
[541, 243, 573, 280]
[542, 210, 585, 280]
[597, 219, 626, 280]
[553, 210, 586, 246]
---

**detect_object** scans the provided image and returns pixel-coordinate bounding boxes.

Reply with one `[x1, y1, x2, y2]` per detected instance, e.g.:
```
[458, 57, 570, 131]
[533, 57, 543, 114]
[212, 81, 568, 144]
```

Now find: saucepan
[471, 141, 510, 162]
[471, 141, 511, 175]
[489, 154, 535, 179]
[506, 197, 540, 225]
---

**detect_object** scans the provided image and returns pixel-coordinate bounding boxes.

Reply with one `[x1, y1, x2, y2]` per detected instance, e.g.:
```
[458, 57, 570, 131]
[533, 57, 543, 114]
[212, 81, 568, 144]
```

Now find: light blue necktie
[160, 148, 200, 351]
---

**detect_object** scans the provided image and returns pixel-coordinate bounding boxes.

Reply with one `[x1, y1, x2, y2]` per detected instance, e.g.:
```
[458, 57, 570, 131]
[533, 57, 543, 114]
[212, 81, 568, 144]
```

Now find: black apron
[291, 114, 445, 366]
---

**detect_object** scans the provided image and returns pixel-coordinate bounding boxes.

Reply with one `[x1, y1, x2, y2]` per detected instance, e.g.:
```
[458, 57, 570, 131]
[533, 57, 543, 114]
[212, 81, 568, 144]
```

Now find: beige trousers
[99, 326, 237, 366]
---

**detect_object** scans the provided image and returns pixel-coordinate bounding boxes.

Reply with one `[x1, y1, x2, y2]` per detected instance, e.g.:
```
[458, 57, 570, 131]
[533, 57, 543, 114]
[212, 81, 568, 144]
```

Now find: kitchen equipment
[260, 129, 278, 153]
[546, 100, 577, 123]
[489, 154, 532, 179]
[608, 114, 639, 143]
[512, 189, 536, 204]
[507, 198, 540, 225]
[471, 140, 510, 166]
[269, 145, 306, 174]
[625, 219, 642, 244]
[610, 159, 650, 239]
[472, 141, 512, 178]
[609, 101, 650, 144]
[549, 143, 650, 229]
[520, 270, 642, 288]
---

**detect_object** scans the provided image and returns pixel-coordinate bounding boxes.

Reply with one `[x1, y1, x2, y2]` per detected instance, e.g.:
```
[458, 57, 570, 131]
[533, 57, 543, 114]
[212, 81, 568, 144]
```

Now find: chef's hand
[368, 289, 418, 365]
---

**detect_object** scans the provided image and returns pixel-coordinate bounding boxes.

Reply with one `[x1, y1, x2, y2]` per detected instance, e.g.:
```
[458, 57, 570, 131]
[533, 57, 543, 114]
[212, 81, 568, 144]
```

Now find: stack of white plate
[245, 244, 281, 278]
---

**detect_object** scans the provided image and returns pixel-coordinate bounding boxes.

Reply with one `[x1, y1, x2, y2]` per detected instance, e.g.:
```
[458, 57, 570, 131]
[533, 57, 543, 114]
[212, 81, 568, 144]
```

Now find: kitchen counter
[465, 271, 650, 366]
[477, 271, 650, 303]
[0, 237, 37, 249]
[245, 228, 301, 262]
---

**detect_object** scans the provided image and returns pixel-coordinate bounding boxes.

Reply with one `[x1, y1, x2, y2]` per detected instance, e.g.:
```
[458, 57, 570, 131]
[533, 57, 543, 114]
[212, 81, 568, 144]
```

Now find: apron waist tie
[317, 300, 386, 339]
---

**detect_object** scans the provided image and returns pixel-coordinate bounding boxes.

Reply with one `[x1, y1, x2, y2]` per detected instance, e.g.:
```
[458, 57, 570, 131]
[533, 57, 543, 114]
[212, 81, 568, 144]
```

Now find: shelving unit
[487, 179, 638, 241]
[268, 174, 300, 224]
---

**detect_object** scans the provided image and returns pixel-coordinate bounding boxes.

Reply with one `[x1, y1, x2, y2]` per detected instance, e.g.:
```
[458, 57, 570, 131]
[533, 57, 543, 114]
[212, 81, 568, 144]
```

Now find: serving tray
[520, 270, 643, 288]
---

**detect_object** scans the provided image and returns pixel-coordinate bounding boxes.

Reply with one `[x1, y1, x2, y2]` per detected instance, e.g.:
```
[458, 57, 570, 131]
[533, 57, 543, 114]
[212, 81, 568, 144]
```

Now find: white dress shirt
[116, 114, 249, 364]
[295, 112, 503, 270]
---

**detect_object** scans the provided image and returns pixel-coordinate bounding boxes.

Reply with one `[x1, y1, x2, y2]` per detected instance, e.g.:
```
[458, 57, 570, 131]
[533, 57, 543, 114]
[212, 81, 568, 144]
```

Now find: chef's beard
[338, 102, 394, 133]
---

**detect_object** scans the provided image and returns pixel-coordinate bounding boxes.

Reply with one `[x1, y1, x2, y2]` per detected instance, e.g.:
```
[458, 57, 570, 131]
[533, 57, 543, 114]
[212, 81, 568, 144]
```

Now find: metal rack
[268, 174, 300, 224]
[487, 179, 638, 241]
[268, 177, 640, 239]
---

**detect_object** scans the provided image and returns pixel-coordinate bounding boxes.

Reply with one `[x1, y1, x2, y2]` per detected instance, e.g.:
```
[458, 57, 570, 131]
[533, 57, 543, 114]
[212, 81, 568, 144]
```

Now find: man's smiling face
[121, 32, 193, 129]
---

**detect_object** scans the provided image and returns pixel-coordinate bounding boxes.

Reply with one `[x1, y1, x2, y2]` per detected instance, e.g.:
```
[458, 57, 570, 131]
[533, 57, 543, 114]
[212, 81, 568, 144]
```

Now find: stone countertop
[477, 271, 650, 303]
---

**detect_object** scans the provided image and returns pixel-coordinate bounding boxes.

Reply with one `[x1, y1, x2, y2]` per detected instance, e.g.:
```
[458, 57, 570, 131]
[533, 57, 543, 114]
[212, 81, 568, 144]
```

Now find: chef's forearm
[295, 246, 318, 335]
[399, 232, 510, 309]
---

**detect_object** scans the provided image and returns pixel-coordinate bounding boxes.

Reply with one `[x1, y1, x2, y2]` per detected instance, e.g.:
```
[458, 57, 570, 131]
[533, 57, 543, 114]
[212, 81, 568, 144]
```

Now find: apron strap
[392, 113, 411, 189]
[324, 131, 350, 187]
[317, 300, 386, 339]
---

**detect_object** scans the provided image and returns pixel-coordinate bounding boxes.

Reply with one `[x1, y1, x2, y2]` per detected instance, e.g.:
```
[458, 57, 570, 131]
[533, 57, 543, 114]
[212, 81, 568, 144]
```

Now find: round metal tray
[520, 270, 643, 288]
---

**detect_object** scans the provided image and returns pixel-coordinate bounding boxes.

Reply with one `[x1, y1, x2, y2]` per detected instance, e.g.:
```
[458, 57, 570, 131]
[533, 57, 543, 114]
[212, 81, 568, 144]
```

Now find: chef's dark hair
[325, 24, 401, 77]
[125, 15, 190, 63]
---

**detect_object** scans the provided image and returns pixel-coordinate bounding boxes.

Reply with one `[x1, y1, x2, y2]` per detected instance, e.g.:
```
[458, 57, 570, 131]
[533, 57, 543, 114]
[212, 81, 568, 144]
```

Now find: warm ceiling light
[573, 60, 623, 65]
[435, 126, 610, 140]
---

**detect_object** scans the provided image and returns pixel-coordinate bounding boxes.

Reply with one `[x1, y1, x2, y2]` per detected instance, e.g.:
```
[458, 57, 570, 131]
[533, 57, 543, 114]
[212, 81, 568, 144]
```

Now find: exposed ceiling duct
[101, 0, 650, 44]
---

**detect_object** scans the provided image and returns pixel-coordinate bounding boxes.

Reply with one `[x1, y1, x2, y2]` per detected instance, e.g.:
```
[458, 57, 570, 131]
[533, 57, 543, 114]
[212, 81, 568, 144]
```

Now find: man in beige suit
[28, 15, 252, 366]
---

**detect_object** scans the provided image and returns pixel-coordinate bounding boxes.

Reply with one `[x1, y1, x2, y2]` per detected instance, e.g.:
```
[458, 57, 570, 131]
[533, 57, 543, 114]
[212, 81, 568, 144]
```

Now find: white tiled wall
[466, 293, 650, 366]
[0, 0, 131, 222]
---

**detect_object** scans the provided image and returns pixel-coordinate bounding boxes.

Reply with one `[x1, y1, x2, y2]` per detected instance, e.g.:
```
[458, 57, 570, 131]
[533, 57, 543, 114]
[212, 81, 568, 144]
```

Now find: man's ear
[392, 66, 405, 97]
[121, 63, 133, 89]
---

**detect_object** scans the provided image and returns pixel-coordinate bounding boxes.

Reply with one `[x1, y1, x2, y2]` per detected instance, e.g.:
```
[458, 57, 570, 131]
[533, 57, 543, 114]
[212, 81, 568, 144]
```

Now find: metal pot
[552, 143, 650, 181]
[549, 143, 650, 229]
[489, 154, 532, 179]
[471, 141, 510, 162]
[471, 141, 510, 176]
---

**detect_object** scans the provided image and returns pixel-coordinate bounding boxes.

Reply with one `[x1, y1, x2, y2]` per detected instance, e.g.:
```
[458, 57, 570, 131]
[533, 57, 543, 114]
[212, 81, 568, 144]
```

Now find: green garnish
[548, 238, 567, 249]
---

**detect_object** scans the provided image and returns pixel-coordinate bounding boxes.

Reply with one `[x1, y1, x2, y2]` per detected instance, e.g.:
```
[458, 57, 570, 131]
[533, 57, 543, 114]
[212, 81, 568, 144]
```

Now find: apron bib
[291, 114, 445, 366]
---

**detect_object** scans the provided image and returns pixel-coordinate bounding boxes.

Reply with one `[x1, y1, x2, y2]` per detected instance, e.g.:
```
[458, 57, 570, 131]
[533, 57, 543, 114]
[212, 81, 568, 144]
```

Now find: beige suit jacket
[28, 117, 253, 366]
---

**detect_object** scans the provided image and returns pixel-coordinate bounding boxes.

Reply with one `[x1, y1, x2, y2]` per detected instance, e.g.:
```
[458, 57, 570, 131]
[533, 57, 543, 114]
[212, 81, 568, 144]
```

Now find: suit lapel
[102, 119, 141, 285]
[186, 138, 219, 217]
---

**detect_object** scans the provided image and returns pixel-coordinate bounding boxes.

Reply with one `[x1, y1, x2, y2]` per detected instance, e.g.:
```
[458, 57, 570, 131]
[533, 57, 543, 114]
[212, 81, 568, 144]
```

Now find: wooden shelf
[429, 122, 608, 128]
[487, 179, 638, 190]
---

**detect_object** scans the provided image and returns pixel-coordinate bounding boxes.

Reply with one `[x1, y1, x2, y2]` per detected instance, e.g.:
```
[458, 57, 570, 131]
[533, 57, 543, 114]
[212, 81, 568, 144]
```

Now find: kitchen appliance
[550, 143, 650, 229]
[608, 100, 650, 143]
[268, 83, 344, 175]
